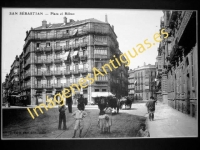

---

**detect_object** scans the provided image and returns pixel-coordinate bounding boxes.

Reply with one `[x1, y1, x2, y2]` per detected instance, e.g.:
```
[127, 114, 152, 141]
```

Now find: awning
[91, 92, 115, 98]
[73, 51, 78, 56]
[60, 51, 69, 60]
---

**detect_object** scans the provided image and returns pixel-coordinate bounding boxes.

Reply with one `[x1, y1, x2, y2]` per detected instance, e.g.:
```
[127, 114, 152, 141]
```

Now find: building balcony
[175, 11, 193, 43]
[43, 59, 52, 64]
[34, 72, 42, 76]
[63, 70, 70, 75]
[35, 47, 43, 53]
[54, 58, 62, 63]
[33, 84, 42, 88]
[54, 84, 62, 88]
[63, 83, 70, 87]
[43, 71, 52, 76]
[54, 70, 62, 75]
[73, 57, 79, 62]
[24, 49, 30, 57]
[24, 61, 31, 68]
[35, 59, 43, 64]
[24, 28, 91, 48]
[73, 70, 79, 75]
[24, 72, 31, 78]
[74, 44, 80, 49]
[80, 55, 87, 61]
[64, 58, 71, 63]
[80, 42, 88, 47]
[43, 46, 52, 52]
[54, 46, 62, 51]
[24, 84, 31, 89]
[63, 45, 71, 51]
[79, 69, 88, 73]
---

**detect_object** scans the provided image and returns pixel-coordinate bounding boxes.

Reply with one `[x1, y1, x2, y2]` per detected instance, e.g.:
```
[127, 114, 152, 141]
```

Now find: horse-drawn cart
[92, 92, 120, 114]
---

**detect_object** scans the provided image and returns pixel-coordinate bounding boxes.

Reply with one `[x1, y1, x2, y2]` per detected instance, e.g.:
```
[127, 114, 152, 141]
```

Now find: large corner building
[6, 16, 128, 105]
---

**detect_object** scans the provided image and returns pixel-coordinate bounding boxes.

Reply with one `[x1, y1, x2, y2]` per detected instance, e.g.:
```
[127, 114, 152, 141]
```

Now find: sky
[2, 8, 163, 82]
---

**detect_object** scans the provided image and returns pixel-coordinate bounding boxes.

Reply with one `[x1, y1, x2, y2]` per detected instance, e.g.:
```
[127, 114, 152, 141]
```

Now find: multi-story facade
[128, 63, 156, 100]
[156, 11, 197, 118]
[8, 56, 20, 95]
[6, 16, 128, 105]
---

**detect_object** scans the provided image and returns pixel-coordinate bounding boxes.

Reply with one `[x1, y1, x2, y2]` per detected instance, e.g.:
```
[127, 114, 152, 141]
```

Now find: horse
[120, 96, 134, 109]
[97, 96, 120, 114]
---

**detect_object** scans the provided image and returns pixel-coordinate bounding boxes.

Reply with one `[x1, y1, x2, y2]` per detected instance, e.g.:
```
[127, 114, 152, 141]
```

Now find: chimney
[63, 17, 67, 24]
[144, 62, 146, 66]
[112, 25, 114, 31]
[26, 31, 28, 36]
[105, 14, 108, 23]
[42, 20, 47, 28]
[70, 19, 75, 22]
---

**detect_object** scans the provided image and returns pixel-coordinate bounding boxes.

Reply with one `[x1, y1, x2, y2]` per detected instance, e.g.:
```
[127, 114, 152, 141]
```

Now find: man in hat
[77, 93, 85, 111]
[66, 90, 73, 113]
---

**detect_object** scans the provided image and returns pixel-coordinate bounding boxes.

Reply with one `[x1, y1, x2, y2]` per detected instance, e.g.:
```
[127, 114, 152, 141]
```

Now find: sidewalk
[146, 101, 198, 137]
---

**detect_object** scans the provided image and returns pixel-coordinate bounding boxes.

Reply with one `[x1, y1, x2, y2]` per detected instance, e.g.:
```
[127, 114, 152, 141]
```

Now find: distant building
[156, 11, 197, 118]
[4, 16, 128, 105]
[128, 63, 156, 100]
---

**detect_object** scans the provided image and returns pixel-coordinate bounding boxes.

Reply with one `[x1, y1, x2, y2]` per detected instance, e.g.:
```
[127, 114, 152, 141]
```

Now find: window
[95, 89, 99, 92]
[75, 39, 79, 45]
[36, 43, 40, 48]
[37, 66, 41, 73]
[66, 30, 69, 34]
[66, 65, 70, 71]
[47, 79, 51, 86]
[102, 89, 107, 92]
[57, 78, 61, 85]
[55, 65, 60, 71]
[75, 64, 79, 72]
[37, 79, 41, 86]
[46, 43, 50, 47]
[46, 65, 50, 72]
[56, 42, 60, 47]
[56, 53, 60, 59]
[83, 37, 86, 43]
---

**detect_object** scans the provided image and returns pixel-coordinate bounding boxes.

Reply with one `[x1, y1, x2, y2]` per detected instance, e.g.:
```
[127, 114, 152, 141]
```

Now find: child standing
[72, 104, 87, 138]
[97, 111, 107, 134]
[136, 123, 150, 137]
[104, 106, 113, 133]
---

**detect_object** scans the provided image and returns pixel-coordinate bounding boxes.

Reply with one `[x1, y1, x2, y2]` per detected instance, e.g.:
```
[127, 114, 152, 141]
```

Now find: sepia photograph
[1, 8, 198, 140]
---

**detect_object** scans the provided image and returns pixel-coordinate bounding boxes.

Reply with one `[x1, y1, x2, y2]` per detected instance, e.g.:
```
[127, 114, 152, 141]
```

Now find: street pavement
[2, 101, 198, 138]
[145, 101, 198, 138]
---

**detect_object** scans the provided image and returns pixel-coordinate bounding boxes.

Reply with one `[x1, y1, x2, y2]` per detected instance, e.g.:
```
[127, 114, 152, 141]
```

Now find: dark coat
[147, 100, 156, 111]
[66, 97, 72, 104]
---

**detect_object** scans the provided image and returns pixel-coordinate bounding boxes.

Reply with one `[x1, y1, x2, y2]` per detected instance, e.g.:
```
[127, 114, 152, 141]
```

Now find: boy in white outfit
[72, 104, 87, 138]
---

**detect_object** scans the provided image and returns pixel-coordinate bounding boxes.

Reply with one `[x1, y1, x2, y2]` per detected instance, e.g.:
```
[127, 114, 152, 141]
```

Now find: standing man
[77, 94, 85, 111]
[58, 101, 67, 130]
[66, 91, 73, 113]
[146, 96, 157, 121]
